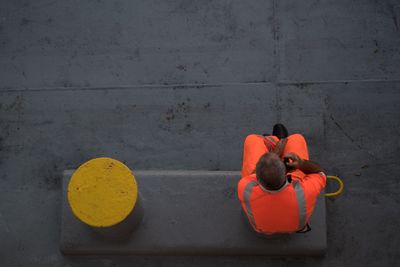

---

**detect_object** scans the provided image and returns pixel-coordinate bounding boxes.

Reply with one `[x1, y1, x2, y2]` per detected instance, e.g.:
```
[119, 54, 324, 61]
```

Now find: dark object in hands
[284, 157, 296, 172]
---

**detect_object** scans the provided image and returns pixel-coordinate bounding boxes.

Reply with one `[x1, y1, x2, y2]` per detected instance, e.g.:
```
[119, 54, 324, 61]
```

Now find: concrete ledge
[60, 170, 326, 255]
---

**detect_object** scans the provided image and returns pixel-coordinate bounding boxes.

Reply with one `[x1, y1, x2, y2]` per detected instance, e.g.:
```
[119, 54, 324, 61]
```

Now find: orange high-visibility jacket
[237, 134, 326, 234]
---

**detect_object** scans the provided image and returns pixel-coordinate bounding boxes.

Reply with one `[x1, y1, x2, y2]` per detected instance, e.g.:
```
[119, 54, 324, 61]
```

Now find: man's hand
[284, 153, 325, 174]
[283, 152, 303, 169]
[272, 138, 287, 157]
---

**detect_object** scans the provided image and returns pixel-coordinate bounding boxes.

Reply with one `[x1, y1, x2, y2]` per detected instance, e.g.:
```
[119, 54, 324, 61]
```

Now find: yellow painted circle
[68, 157, 138, 227]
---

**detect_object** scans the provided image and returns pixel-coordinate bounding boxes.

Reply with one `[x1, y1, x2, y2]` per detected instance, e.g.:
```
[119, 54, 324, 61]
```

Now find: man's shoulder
[237, 174, 257, 201]
[239, 173, 257, 183]
[237, 174, 257, 190]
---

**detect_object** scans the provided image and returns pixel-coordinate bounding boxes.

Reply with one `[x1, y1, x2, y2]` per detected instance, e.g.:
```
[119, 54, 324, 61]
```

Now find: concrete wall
[0, 0, 399, 266]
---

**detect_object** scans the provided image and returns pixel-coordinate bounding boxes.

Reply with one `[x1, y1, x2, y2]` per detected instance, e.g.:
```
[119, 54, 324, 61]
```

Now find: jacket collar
[258, 179, 290, 193]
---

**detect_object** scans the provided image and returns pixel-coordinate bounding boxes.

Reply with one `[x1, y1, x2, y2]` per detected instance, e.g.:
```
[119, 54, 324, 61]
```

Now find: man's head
[255, 152, 287, 190]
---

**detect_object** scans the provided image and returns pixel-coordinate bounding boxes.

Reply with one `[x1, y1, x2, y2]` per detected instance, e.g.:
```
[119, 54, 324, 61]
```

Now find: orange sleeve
[301, 172, 327, 222]
[302, 172, 327, 196]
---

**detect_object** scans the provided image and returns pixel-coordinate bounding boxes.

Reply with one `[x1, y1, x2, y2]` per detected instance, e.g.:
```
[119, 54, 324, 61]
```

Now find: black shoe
[272, 123, 288, 139]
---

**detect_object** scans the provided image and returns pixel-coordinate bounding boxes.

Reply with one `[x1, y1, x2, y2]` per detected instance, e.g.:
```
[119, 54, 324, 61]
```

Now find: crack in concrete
[329, 114, 378, 160]
[329, 114, 361, 149]
[393, 5, 400, 31]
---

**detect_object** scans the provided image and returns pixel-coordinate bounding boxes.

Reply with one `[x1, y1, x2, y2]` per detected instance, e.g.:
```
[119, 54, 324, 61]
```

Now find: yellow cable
[325, 175, 344, 197]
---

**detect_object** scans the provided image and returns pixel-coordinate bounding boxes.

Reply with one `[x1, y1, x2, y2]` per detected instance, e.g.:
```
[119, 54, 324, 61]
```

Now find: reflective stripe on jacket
[237, 172, 326, 234]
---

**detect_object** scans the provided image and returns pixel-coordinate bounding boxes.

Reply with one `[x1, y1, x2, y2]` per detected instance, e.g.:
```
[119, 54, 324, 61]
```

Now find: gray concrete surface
[61, 170, 326, 255]
[0, 0, 400, 266]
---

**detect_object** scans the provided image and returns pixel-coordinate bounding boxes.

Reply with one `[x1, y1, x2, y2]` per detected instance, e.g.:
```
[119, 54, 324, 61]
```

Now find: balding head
[255, 153, 287, 190]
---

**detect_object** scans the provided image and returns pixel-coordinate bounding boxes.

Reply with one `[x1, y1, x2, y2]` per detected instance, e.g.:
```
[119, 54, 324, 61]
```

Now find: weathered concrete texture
[0, 83, 276, 188]
[1, 0, 400, 266]
[0, 0, 274, 88]
[278, 0, 400, 81]
[1, 82, 399, 266]
[61, 170, 326, 255]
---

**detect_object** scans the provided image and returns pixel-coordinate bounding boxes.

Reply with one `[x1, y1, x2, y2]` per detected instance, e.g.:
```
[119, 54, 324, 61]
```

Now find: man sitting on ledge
[237, 124, 326, 234]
